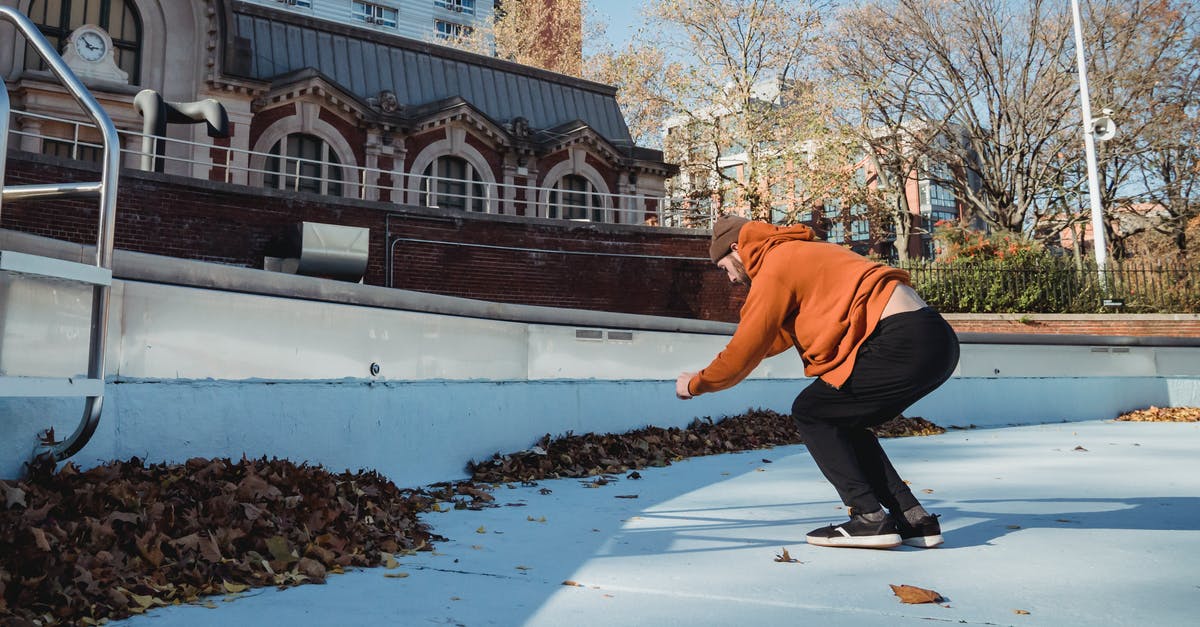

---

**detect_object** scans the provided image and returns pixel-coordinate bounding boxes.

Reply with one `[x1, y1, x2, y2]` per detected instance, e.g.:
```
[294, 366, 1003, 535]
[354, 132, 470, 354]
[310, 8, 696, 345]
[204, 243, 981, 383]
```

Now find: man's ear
[730, 243, 739, 251]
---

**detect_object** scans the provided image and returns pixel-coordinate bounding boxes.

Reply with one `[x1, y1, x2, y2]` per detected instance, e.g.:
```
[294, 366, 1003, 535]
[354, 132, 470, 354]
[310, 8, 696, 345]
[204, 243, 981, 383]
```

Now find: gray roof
[222, 1, 634, 149]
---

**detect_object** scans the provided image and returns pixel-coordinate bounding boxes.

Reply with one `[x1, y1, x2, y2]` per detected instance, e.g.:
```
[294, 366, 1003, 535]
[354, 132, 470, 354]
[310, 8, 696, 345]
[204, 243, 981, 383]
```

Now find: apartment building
[240, 0, 493, 43]
[662, 80, 968, 260]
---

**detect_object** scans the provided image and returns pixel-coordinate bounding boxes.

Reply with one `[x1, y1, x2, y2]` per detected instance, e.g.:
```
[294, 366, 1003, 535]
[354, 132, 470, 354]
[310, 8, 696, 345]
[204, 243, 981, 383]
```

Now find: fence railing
[4, 108, 702, 228]
[902, 259, 1200, 313]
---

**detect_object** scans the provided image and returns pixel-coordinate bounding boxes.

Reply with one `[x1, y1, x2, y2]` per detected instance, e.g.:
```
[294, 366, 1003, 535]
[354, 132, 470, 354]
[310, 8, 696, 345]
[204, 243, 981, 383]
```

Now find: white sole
[806, 533, 902, 549]
[902, 534, 944, 548]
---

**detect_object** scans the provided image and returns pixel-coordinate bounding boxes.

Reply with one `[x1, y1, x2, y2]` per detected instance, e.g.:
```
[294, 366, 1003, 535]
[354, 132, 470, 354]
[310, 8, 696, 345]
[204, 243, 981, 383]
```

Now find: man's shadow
[925, 497, 1200, 549]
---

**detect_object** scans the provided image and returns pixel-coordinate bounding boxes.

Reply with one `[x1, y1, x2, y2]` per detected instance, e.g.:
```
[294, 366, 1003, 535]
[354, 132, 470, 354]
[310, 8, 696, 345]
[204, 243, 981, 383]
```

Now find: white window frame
[352, 1, 399, 28]
[537, 149, 615, 222]
[420, 155, 487, 212]
[434, 0, 476, 16]
[264, 133, 345, 197]
[435, 19, 473, 40]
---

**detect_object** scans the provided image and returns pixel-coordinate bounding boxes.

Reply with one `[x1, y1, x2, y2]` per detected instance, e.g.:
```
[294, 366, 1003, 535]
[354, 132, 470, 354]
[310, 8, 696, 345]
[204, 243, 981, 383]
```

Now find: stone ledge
[945, 313, 1200, 337]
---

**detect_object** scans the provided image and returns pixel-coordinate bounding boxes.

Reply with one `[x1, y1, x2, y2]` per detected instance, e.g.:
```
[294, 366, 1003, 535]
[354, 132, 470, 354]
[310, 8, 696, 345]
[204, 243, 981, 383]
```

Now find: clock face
[74, 30, 107, 62]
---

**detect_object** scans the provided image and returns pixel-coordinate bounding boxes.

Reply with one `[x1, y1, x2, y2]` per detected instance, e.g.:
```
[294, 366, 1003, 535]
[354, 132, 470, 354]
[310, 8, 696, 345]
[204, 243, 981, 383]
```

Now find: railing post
[1, 5, 121, 464]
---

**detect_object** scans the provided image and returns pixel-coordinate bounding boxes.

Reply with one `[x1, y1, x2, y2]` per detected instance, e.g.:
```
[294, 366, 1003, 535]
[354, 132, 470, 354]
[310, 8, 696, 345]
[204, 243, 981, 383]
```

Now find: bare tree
[827, 0, 1082, 239]
[823, 4, 955, 262]
[585, 41, 681, 148]
[1084, 0, 1200, 259]
[595, 0, 845, 221]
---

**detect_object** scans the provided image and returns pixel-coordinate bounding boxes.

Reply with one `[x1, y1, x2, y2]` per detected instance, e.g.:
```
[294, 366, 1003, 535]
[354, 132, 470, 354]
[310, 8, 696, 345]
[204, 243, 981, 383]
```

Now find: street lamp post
[1069, 0, 1116, 303]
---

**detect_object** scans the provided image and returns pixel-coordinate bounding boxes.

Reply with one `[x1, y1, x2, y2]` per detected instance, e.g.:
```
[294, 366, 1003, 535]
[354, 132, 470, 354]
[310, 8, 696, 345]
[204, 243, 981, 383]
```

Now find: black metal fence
[899, 260, 1200, 313]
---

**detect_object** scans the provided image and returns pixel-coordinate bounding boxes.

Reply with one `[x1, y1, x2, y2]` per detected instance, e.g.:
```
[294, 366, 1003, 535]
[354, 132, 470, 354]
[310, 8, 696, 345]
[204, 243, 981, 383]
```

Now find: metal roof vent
[265, 222, 369, 282]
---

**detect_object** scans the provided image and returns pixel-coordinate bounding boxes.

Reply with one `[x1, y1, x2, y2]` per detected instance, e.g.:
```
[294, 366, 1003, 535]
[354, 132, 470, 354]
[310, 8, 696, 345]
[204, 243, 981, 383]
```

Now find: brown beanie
[709, 215, 750, 263]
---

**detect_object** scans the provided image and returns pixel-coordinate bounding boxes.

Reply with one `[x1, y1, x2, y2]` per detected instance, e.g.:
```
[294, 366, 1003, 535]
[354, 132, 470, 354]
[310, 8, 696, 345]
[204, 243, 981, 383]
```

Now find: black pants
[791, 307, 959, 515]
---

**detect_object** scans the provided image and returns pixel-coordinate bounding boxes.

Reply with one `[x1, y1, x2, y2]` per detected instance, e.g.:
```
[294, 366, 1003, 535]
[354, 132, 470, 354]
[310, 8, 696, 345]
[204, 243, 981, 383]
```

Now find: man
[676, 216, 959, 549]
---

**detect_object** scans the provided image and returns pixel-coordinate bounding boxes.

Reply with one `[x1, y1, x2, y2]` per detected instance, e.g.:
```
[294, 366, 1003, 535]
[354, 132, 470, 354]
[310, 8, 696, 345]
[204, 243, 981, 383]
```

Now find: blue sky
[584, 0, 646, 53]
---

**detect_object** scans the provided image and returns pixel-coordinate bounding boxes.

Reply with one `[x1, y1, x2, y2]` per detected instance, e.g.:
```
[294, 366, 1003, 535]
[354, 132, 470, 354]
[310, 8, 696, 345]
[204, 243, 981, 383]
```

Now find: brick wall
[4, 153, 1197, 337]
[1, 153, 741, 320]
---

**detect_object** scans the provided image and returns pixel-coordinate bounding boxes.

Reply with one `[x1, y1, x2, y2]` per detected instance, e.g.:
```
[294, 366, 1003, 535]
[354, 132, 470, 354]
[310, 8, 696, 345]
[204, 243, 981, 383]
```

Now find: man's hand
[675, 372, 698, 400]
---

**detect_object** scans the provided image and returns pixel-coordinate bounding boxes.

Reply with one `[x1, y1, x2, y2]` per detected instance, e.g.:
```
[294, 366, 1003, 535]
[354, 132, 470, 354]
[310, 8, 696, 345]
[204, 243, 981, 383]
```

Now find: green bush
[902, 258, 1108, 313]
[897, 222, 1200, 313]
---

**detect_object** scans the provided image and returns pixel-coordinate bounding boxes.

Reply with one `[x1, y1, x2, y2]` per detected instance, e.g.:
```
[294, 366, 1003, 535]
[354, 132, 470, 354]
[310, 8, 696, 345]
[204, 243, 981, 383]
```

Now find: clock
[73, 27, 108, 62]
[62, 25, 128, 84]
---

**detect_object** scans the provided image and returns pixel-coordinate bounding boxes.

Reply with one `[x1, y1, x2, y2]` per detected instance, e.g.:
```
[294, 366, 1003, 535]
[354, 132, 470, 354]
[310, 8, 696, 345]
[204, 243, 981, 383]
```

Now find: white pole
[1070, 0, 1109, 292]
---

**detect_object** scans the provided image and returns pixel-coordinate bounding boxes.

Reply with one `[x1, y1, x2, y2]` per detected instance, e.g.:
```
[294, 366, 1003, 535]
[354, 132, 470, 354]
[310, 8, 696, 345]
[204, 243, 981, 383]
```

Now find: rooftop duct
[266, 222, 369, 283]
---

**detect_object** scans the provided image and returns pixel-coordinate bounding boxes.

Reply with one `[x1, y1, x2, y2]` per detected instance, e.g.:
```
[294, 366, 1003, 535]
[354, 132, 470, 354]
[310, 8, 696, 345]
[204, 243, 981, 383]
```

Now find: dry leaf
[774, 548, 798, 563]
[383, 572, 410, 579]
[615, 494, 639, 499]
[476, 526, 487, 534]
[562, 580, 583, 587]
[1073, 446, 1089, 452]
[222, 581, 249, 594]
[30, 527, 52, 551]
[515, 565, 532, 571]
[890, 584, 944, 604]
[1, 482, 26, 510]
[921, 488, 934, 494]
[1014, 609, 1031, 615]
[297, 557, 326, 582]
[266, 536, 296, 564]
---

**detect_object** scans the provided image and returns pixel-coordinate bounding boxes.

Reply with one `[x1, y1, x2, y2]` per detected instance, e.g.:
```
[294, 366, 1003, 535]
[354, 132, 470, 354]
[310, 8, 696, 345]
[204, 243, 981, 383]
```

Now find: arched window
[24, 0, 143, 83]
[264, 134, 344, 196]
[420, 156, 485, 212]
[549, 174, 604, 222]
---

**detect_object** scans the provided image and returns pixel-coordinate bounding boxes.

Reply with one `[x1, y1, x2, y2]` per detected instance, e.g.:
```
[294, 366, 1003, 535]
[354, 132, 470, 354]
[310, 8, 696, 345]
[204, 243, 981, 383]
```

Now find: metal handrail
[0, 6, 121, 464]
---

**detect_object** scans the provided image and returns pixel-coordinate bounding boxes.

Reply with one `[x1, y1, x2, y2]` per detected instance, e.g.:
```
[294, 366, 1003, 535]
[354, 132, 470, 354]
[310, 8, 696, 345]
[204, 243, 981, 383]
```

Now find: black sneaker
[895, 513, 944, 548]
[806, 513, 902, 549]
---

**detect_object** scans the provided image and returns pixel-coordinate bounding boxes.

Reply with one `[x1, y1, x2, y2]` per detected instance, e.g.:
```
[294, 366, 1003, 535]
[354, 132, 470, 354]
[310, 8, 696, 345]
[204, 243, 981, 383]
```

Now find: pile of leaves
[468, 409, 945, 483]
[0, 457, 492, 625]
[0, 409, 946, 624]
[1115, 406, 1200, 422]
[871, 416, 946, 438]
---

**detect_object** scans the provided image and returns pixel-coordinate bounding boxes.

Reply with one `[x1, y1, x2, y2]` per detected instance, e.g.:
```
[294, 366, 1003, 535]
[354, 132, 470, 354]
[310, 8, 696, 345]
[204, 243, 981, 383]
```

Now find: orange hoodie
[689, 221, 910, 394]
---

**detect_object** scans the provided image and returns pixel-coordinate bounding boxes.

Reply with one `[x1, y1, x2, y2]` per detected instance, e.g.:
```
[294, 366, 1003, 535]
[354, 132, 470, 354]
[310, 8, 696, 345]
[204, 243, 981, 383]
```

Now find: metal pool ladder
[0, 6, 120, 466]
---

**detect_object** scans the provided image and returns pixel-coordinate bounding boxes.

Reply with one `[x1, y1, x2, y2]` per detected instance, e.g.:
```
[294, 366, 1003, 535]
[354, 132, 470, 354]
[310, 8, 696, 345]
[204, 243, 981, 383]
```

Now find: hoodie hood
[738, 222, 817, 277]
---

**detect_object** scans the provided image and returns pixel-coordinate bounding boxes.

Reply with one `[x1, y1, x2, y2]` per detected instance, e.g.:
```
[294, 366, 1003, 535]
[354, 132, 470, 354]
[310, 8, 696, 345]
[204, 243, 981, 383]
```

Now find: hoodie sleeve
[688, 270, 795, 396]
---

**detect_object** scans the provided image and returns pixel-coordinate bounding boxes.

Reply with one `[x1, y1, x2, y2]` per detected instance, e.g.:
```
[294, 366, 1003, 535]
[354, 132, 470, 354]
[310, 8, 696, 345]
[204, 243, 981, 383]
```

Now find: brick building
[1, 0, 672, 223]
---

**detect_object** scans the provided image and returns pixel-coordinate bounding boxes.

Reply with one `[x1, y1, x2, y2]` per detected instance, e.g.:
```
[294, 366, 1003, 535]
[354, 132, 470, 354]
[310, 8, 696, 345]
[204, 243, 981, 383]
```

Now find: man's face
[716, 250, 750, 286]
